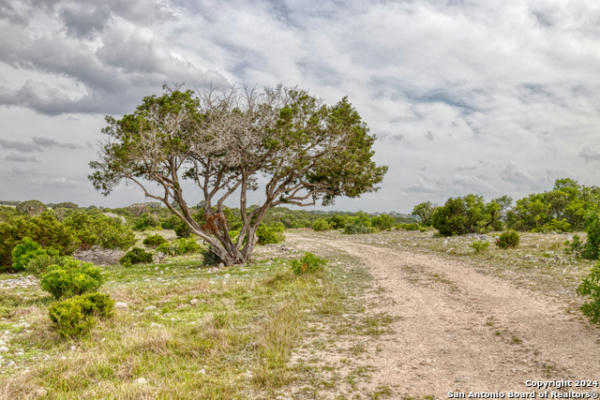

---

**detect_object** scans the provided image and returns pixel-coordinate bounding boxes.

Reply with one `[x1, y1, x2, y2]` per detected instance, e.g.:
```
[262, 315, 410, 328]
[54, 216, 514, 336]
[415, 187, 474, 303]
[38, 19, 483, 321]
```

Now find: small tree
[411, 201, 435, 226]
[90, 86, 386, 265]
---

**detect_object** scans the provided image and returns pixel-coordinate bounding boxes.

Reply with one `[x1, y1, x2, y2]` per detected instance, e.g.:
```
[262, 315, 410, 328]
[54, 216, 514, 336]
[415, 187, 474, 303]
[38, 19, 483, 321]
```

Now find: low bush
[257, 223, 284, 245]
[48, 292, 114, 338]
[397, 223, 420, 231]
[133, 213, 159, 231]
[327, 215, 347, 229]
[564, 234, 584, 257]
[143, 234, 168, 248]
[175, 238, 200, 254]
[291, 252, 327, 275]
[25, 252, 64, 276]
[371, 214, 394, 231]
[174, 220, 191, 238]
[311, 219, 331, 231]
[41, 258, 104, 299]
[583, 214, 600, 260]
[577, 263, 600, 324]
[343, 212, 373, 234]
[471, 240, 490, 253]
[119, 247, 153, 266]
[201, 247, 221, 266]
[11, 237, 52, 272]
[496, 230, 520, 249]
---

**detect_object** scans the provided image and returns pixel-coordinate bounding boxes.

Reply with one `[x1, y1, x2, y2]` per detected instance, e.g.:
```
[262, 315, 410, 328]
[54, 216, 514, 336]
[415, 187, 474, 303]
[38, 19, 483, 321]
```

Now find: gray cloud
[500, 162, 533, 185]
[32, 137, 81, 149]
[5, 154, 39, 162]
[580, 149, 600, 163]
[0, 139, 41, 152]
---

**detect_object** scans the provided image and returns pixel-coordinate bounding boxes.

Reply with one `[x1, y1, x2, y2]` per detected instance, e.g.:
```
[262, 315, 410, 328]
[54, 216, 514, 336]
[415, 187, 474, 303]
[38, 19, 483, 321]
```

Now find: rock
[224, 273, 231, 279]
[136, 377, 147, 385]
[190, 299, 199, 305]
[0, 346, 8, 353]
[199, 368, 206, 374]
[144, 305, 157, 311]
[218, 263, 224, 268]
[32, 387, 47, 398]
[115, 302, 128, 309]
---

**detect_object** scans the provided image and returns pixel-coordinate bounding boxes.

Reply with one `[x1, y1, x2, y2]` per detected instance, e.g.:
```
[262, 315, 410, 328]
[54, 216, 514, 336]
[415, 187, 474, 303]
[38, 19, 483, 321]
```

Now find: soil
[286, 232, 600, 398]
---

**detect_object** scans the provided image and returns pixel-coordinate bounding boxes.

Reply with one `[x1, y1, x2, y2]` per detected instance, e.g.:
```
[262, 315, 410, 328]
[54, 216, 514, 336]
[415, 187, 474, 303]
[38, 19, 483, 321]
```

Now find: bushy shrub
[312, 219, 331, 231]
[411, 201, 435, 226]
[582, 214, 600, 260]
[397, 223, 420, 231]
[291, 252, 327, 275]
[62, 211, 135, 250]
[25, 252, 63, 276]
[41, 259, 104, 299]
[564, 234, 583, 257]
[175, 238, 200, 254]
[343, 212, 373, 234]
[432, 195, 502, 236]
[327, 215, 347, 229]
[257, 223, 284, 245]
[143, 234, 168, 248]
[160, 215, 179, 230]
[577, 263, 600, 323]
[174, 220, 191, 238]
[496, 230, 520, 249]
[156, 242, 176, 256]
[48, 293, 114, 338]
[201, 247, 221, 266]
[133, 213, 159, 231]
[371, 214, 394, 231]
[11, 237, 47, 271]
[16, 200, 46, 216]
[471, 240, 490, 253]
[119, 247, 153, 266]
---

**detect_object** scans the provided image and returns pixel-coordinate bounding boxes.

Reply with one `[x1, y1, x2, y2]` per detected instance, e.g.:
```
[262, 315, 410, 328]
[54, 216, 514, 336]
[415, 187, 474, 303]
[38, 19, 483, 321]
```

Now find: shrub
[120, 247, 153, 266]
[156, 242, 176, 256]
[201, 247, 221, 266]
[471, 240, 490, 253]
[48, 293, 114, 338]
[312, 219, 331, 231]
[16, 200, 46, 216]
[577, 263, 600, 324]
[175, 238, 200, 254]
[564, 234, 583, 257]
[41, 259, 104, 299]
[371, 214, 394, 231]
[412, 201, 435, 226]
[583, 214, 600, 260]
[257, 223, 284, 245]
[291, 252, 327, 275]
[25, 252, 64, 276]
[496, 230, 520, 249]
[327, 215, 347, 229]
[397, 223, 420, 231]
[62, 211, 135, 250]
[174, 220, 191, 238]
[432, 195, 502, 236]
[143, 234, 168, 248]
[11, 237, 46, 271]
[133, 213, 159, 231]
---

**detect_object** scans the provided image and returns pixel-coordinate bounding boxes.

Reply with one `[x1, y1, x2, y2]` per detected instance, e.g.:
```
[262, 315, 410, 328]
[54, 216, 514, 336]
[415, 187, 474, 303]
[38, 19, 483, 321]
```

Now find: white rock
[144, 305, 157, 311]
[199, 368, 206, 374]
[0, 346, 8, 353]
[190, 299, 199, 305]
[224, 274, 231, 279]
[218, 263, 224, 268]
[115, 302, 128, 309]
[136, 377, 147, 385]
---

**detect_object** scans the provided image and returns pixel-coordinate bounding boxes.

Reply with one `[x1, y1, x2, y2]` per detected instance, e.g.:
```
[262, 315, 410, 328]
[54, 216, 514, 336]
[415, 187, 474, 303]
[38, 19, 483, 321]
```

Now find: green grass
[0, 249, 370, 399]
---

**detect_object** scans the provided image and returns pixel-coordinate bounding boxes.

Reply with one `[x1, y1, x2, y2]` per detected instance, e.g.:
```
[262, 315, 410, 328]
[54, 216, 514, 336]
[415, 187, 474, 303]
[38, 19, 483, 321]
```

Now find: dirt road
[287, 232, 600, 398]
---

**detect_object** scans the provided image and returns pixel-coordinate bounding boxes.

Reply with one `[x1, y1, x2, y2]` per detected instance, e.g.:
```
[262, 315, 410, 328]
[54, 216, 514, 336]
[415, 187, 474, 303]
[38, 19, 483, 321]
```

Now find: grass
[0, 245, 372, 399]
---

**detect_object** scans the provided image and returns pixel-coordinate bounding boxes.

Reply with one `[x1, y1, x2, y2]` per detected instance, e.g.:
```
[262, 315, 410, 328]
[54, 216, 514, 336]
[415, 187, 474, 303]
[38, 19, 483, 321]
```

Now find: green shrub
[143, 234, 168, 248]
[62, 211, 135, 250]
[412, 201, 435, 226]
[257, 223, 284, 245]
[432, 195, 502, 236]
[201, 247, 221, 266]
[397, 223, 420, 231]
[156, 242, 176, 256]
[175, 238, 200, 254]
[327, 215, 347, 229]
[496, 230, 520, 249]
[25, 252, 64, 276]
[120, 247, 153, 266]
[577, 263, 600, 323]
[583, 214, 600, 260]
[564, 235, 583, 257]
[41, 259, 104, 299]
[371, 214, 394, 231]
[48, 292, 114, 338]
[133, 213, 159, 231]
[343, 212, 373, 234]
[174, 220, 191, 238]
[16, 200, 46, 216]
[312, 219, 331, 231]
[471, 240, 490, 253]
[11, 237, 46, 271]
[291, 252, 327, 275]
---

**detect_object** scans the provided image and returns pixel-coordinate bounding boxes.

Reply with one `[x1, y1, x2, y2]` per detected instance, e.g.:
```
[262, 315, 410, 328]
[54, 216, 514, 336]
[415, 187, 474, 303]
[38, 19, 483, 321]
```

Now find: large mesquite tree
[89, 86, 387, 265]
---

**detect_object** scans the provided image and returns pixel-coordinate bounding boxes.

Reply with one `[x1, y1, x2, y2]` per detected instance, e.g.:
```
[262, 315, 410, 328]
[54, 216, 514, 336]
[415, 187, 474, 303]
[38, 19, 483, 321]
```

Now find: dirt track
[287, 232, 600, 398]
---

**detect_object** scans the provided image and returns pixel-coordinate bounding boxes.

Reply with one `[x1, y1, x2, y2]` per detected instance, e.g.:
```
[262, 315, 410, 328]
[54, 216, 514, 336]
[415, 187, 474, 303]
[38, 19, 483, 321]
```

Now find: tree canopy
[89, 86, 387, 264]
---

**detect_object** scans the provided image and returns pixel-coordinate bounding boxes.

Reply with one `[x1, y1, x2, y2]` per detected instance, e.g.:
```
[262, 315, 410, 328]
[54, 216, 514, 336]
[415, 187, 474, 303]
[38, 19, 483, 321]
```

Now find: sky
[0, 0, 599, 213]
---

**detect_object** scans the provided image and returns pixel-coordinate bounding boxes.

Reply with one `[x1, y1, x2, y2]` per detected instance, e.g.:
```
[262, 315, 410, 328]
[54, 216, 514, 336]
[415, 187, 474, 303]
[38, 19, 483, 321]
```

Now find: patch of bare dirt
[286, 232, 600, 398]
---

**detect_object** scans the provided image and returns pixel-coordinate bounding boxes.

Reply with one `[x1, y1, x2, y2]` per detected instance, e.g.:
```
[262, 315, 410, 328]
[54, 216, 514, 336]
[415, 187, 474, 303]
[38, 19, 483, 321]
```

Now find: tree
[411, 201, 435, 226]
[16, 200, 46, 216]
[89, 86, 387, 265]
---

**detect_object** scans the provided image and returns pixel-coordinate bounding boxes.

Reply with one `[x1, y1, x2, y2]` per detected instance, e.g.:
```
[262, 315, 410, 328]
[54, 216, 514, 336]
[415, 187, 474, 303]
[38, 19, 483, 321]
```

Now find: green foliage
[311, 219, 331, 231]
[291, 252, 327, 275]
[201, 247, 221, 266]
[48, 293, 114, 338]
[396, 223, 420, 231]
[133, 213, 159, 231]
[25, 252, 64, 276]
[257, 223, 285, 245]
[160, 215, 179, 230]
[327, 214, 347, 229]
[343, 212, 374, 234]
[432, 195, 502, 236]
[16, 200, 46, 216]
[507, 179, 600, 232]
[174, 220, 191, 238]
[143, 234, 168, 248]
[471, 240, 490, 253]
[583, 214, 600, 260]
[496, 230, 520, 249]
[119, 247, 153, 266]
[411, 201, 435, 226]
[577, 263, 600, 323]
[371, 214, 393, 231]
[175, 238, 200, 254]
[62, 210, 135, 250]
[41, 259, 104, 299]
[564, 234, 583, 257]
[11, 237, 46, 272]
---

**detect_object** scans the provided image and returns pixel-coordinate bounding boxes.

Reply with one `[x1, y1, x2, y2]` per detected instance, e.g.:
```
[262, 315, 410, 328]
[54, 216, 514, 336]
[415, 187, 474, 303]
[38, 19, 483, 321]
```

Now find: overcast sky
[0, 0, 599, 212]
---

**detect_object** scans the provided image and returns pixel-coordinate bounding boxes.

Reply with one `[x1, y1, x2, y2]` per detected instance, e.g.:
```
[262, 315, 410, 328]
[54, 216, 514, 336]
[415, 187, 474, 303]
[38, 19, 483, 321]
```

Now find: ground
[0, 229, 598, 399]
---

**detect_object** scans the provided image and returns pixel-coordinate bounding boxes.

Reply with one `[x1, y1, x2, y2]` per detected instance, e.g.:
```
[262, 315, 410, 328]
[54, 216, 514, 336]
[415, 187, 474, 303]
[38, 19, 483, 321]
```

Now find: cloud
[32, 136, 81, 149]
[5, 154, 39, 162]
[0, 139, 42, 152]
[580, 148, 600, 163]
[500, 161, 533, 185]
